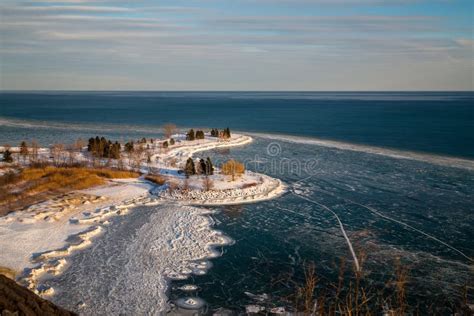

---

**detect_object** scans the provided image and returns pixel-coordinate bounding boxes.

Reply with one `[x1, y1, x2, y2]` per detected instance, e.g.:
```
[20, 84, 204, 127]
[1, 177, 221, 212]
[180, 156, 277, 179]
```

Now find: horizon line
[1, 90, 473, 93]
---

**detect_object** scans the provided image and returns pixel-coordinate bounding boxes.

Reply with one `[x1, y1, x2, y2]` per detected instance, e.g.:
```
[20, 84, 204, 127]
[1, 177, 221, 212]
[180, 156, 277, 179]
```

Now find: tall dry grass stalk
[289, 254, 471, 316]
[292, 256, 406, 316]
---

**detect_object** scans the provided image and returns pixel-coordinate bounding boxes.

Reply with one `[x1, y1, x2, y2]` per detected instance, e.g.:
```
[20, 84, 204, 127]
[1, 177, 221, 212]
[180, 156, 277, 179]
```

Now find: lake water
[1, 91, 473, 158]
[1, 91, 473, 313]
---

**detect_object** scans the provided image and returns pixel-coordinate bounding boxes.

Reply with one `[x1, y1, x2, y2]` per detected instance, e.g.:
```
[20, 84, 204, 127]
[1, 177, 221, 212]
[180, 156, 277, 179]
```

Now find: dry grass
[19, 167, 138, 192]
[144, 174, 167, 185]
[290, 256, 399, 316]
[0, 166, 139, 215]
[287, 256, 471, 315]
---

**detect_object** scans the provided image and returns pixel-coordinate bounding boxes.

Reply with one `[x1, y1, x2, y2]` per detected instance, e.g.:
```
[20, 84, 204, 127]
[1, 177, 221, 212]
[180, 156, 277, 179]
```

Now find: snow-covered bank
[156, 172, 285, 205]
[160, 133, 252, 163]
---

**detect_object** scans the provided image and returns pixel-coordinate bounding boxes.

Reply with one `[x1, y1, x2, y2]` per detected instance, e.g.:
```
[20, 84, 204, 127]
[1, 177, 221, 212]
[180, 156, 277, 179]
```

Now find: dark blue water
[169, 137, 474, 314]
[1, 91, 473, 158]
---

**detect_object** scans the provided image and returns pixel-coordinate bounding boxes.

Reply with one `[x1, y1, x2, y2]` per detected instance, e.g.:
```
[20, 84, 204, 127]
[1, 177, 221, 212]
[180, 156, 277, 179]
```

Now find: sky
[0, 0, 473, 91]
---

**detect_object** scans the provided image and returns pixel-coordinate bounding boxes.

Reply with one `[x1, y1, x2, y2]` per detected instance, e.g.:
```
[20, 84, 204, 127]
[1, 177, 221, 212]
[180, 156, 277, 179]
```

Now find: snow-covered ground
[0, 179, 152, 295]
[0, 133, 284, 308]
[48, 205, 232, 315]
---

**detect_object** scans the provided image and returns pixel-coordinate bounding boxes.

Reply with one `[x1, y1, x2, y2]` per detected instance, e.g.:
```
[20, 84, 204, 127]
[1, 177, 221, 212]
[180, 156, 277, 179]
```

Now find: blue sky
[0, 0, 472, 90]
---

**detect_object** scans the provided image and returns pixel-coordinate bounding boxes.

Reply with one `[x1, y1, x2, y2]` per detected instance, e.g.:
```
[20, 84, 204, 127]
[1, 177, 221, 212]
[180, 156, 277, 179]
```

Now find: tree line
[210, 128, 231, 138]
[186, 128, 231, 141]
[88, 137, 121, 159]
[184, 157, 214, 177]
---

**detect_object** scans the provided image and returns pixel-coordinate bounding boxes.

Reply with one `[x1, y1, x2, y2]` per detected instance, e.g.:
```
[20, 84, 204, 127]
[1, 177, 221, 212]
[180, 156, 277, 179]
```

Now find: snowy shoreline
[155, 172, 285, 206]
[0, 132, 284, 313]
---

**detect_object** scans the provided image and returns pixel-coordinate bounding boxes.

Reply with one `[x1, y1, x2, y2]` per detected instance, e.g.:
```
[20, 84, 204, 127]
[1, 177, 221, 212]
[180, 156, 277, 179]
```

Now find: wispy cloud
[0, 0, 472, 90]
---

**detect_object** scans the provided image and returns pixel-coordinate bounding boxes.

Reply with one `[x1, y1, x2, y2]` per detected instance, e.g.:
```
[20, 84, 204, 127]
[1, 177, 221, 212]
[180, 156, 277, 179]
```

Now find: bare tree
[221, 159, 245, 181]
[203, 176, 214, 191]
[182, 177, 189, 191]
[117, 156, 125, 170]
[30, 140, 39, 163]
[50, 144, 65, 166]
[74, 138, 86, 151]
[66, 143, 77, 166]
[163, 123, 177, 139]
[129, 144, 144, 171]
[169, 157, 177, 168]
[19, 141, 29, 163]
[167, 181, 178, 194]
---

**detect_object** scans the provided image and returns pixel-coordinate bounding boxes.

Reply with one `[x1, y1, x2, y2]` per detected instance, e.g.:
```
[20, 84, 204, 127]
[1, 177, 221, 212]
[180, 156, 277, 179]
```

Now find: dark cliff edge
[0, 275, 76, 316]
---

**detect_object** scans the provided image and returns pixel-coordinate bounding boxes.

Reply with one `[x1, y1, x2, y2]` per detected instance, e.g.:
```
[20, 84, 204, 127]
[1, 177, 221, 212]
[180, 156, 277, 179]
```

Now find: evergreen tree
[200, 159, 206, 175]
[206, 157, 214, 175]
[186, 129, 195, 141]
[87, 136, 121, 158]
[163, 141, 169, 148]
[104, 140, 112, 158]
[170, 138, 175, 145]
[110, 142, 121, 159]
[223, 127, 231, 138]
[195, 130, 205, 140]
[87, 137, 94, 151]
[125, 141, 134, 152]
[184, 157, 196, 177]
[3, 149, 13, 163]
